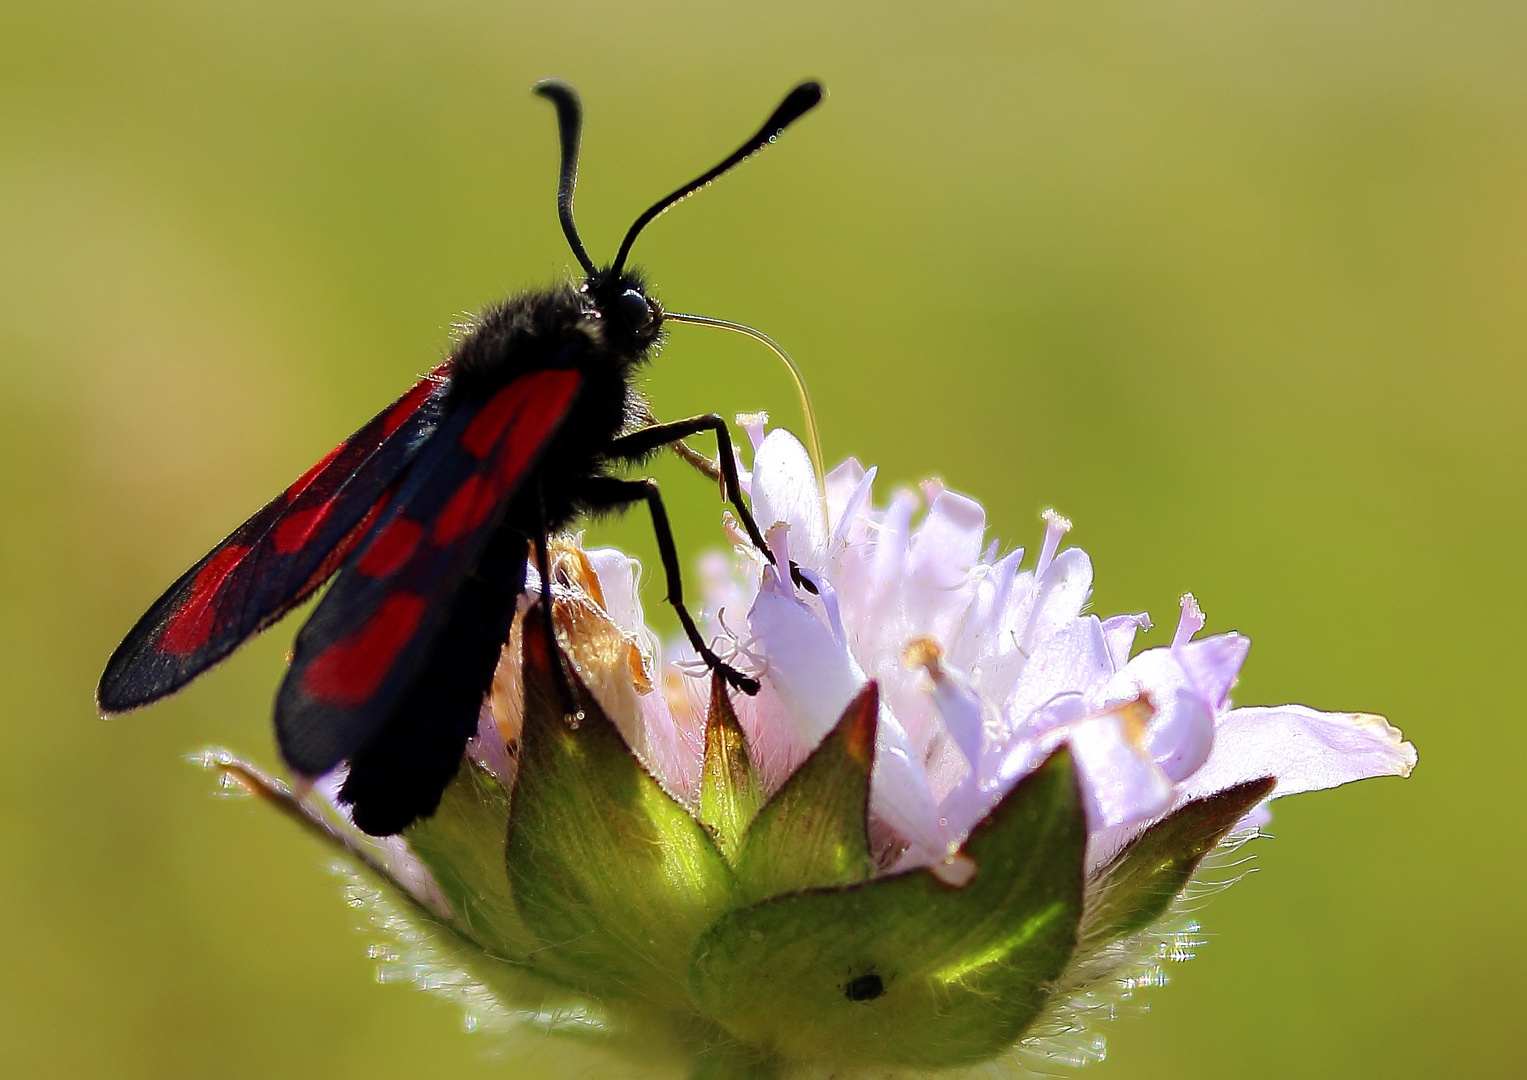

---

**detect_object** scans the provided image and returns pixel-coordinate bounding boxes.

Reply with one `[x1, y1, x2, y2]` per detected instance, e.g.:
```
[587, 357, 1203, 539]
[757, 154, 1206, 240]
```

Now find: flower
[202, 420, 1414, 1079]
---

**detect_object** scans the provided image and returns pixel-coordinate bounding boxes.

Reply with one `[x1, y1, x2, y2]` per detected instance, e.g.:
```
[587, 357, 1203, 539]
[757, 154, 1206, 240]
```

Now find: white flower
[532, 421, 1415, 873]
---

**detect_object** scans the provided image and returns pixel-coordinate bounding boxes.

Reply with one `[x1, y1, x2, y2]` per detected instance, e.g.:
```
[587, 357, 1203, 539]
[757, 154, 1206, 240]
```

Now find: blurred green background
[2, 1, 1521, 1076]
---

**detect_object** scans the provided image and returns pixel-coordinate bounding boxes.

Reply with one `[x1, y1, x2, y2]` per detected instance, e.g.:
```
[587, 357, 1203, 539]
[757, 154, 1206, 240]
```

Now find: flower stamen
[1036, 508, 1073, 578]
[1174, 592, 1206, 647]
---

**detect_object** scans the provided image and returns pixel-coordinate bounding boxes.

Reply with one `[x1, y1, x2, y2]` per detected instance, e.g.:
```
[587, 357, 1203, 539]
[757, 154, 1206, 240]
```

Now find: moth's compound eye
[617, 289, 655, 333]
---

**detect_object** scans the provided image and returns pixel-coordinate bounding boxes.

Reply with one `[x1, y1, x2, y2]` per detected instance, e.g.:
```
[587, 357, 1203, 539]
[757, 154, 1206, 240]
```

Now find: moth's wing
[275, 367, 582, 781]
[339, 523, 529, 835]
[97, 368, 450, 714]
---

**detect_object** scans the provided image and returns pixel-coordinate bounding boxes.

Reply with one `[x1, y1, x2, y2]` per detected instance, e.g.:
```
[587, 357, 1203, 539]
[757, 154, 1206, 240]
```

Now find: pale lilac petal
[1023, 547, 1094, 649]
[828, 464, 877, 552]
[984, 548, 1026, 624]
[1145, 687, 1215, 782]
[1024, 691, 1089, 737]
[824, 457, 866, 527]
[696, 549, 754, 635]
[751, 429, 827, 569]
[1068, 711, 1176, 830]
[794, 568, 846, 644]
[868, 707, 943, 859]
[642, 701, 705, 806]
[871, 491, 917, 592]
[1178, 632, 1251, 708]
[1006, 616, 1113, 727]
[925, 662, 984, 767]
[945, 547, 1026, 675]
[1093, 647, 1209, 782]
[907, 491, 985, 602]
[728, 679, 810, 792]
[1093, 648, 1214, 781]
[466, 703, 514, 784]
[1100, 613, 1151, 673]
[1178, 704, 1417, 803]
[748, 566, 863, 748]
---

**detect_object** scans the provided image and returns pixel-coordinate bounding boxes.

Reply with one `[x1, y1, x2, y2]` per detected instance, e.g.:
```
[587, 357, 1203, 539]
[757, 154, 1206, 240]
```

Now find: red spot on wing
[357, 516, 424, 577]
[302, 592, 428, 706]
[497, 369, 582, 485]
[460, 387, 523, 459]
[297, 496, 389, 600]
[432, 474, 492, 545]
[273, 502, 333, 555]
[289, 443, 343, 499]
[382, 375, 439, 439]
[431, 371, 582, 546]
[160, 544, 251, 655]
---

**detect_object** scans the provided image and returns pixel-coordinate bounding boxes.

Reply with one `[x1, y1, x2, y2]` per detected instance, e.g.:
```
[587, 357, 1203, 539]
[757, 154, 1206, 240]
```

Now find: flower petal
[1021, 547, 1094, 651]
[909, 491, 986, 593]
[1067, 708, 1176, 830]
[749, 566, 863, 749]
[824, 457, 867, 532]
[1100, 613, 1151, 673]
[869, 705, 943, 858]
[751, 429, 828, 569]
[1178, 704, 1416, 803]
[1006, 616, 1113, 729]
[1093, 647, 1214, 782]
[1178, 632, 1251, 708]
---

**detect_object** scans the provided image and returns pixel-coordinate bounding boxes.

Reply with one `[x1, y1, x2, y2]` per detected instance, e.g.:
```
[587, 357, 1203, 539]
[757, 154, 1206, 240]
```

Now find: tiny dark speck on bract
[95, 77, 826, 837]
[845, 973, 886, 1002]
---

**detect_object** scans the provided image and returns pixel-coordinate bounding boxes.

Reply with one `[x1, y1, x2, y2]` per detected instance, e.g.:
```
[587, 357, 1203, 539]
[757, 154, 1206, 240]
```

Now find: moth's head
[583, 269, 663, 351]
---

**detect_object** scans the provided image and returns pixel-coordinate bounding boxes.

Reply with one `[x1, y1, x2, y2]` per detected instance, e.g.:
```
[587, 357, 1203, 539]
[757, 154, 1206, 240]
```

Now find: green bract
[210, 629, 1271, 1079]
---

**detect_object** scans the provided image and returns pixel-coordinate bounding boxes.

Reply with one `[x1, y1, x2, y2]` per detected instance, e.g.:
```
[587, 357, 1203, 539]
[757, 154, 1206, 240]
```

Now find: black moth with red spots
[98, 79, 824, 835]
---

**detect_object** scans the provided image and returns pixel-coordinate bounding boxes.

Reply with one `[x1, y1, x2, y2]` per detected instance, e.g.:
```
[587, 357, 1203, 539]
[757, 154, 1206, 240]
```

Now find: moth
[97, 79, 824, 835]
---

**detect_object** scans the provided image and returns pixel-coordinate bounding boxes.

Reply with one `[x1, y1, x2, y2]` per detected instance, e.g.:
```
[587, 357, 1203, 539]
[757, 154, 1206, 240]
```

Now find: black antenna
[532, 79, 598, 277]
[608, 80, 825, 278]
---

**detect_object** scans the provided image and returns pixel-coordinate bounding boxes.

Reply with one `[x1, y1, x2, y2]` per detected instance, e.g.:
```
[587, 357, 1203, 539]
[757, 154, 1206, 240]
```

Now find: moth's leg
[607, 416, 769, 556]
[578, 475, 760, 695]
[609, 416, 816, 593]
[669, 437, 724, 483]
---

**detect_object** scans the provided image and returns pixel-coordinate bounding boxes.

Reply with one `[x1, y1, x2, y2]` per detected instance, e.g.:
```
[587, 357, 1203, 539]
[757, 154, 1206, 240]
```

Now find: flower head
[547, 423, 1412, 870]
[204, 421, 1414, 1078]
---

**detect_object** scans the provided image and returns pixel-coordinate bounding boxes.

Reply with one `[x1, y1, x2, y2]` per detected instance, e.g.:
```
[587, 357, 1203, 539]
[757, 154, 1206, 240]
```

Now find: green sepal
[733, 683, 877, 902]
[1082, 777, 1275, 950]
[403, 758, 541, 963]
[505, 627, 738, 1011]
[697, 674, 764, 864]
[689, 748, 1086, 1071]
